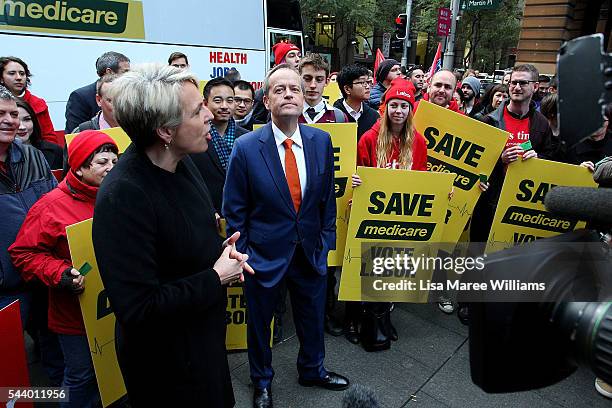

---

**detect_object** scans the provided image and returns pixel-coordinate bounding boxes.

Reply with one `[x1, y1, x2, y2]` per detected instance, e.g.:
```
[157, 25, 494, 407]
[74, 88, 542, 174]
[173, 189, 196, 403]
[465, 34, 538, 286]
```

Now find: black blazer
[64, 81, 99, 133]
[191, 124, 249, 214]
[35, 140, 63, 170]
[333, 98, 379, 140]
[93, 145, 234, 407]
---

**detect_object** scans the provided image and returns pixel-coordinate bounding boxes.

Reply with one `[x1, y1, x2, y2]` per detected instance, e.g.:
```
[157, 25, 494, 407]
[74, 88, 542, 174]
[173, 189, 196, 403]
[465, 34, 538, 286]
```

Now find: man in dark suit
[223, 65, 349, 408]
[64, 51, 130, 133]
[191, 78, 248, 214]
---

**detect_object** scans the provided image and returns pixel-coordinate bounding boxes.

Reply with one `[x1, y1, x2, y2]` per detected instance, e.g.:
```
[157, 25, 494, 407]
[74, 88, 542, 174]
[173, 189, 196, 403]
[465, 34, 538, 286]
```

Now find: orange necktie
[283, 139, 301, 212]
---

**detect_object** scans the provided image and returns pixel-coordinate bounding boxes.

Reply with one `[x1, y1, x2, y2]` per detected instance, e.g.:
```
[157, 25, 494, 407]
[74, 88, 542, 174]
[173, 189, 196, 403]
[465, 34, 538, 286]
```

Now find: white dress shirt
[343, 99, 363, 121]
[272, 122, 307, 199]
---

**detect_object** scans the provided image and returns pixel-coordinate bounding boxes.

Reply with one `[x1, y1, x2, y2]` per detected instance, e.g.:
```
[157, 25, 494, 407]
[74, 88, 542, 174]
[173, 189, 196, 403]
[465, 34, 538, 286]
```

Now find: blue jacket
[367, 83, 386, 110]
[0, 140, 56, 292]
[222, 123, 336, 287]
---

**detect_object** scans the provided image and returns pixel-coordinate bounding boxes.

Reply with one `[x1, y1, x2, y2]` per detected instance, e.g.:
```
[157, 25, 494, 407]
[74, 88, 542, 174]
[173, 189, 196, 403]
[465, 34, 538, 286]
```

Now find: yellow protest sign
[66, 219, 126, 408]
[65, 127, 132, 154]
[486, 159, 598, 253]
[225, 286, 248, 350]
[322, 82, 342, 105]
[338, 167, 453, 302]
[413, 101, 508, 244]
[199, 80, 209, 96]
[306, 123, 357, 266]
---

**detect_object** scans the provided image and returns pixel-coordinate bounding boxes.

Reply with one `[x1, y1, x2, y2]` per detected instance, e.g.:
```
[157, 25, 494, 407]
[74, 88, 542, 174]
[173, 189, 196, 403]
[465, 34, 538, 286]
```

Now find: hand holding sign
[70, 268, 86, 293]
[522, 149, 538, 160]
[502, 145, 523, 164]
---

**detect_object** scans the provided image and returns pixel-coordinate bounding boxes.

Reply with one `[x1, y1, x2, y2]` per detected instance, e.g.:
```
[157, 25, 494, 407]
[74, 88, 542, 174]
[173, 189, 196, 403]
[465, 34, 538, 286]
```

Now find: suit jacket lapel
[300, 124, 317, 207]
[259, 123, 296, 214]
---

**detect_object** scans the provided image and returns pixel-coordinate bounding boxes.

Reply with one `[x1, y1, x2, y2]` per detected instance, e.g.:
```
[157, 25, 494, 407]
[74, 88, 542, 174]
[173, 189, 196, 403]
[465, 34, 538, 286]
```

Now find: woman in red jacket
[348, 79, 427, 352]
[357, 79, 427, 171]
[0, 56, 58, 144]
[10, 130, 118, 408]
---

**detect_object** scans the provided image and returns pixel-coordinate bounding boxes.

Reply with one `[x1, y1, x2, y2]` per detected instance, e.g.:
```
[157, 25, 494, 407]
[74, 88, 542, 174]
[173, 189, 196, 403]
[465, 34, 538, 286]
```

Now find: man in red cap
[272, 42, 301, 69]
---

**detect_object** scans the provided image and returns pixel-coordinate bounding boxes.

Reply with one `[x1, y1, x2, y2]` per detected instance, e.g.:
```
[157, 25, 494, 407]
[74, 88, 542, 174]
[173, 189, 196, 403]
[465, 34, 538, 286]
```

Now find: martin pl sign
[461, 0, 502, 11]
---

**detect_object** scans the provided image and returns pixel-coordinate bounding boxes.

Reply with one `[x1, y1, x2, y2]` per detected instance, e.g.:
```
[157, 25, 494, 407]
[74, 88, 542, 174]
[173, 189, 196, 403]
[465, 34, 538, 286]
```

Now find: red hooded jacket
[357, 119, 428, 170]
[9, 170, 97, 335]
[22, 89, 58, 144]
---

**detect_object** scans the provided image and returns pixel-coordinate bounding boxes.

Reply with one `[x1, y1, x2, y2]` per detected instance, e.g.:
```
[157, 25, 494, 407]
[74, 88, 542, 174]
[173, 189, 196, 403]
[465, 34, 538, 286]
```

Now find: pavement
[226, 301, 611, 408]
[27, 299, 611, 408]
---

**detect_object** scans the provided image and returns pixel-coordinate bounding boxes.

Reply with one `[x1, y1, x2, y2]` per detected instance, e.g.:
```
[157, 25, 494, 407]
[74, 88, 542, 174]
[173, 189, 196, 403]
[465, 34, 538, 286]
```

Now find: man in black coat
[471, 64, 556, 243]
[192, 78, 248, 214]
[333, 64, 379, 141]
[64, 52, 129, 133]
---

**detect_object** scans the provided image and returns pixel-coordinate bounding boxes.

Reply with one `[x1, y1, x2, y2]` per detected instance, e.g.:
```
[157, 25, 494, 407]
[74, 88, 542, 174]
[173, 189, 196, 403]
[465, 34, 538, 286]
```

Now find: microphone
[594, 158, 612, 187]
[342, 385, 380, 408]
[544, 186, 612, 227]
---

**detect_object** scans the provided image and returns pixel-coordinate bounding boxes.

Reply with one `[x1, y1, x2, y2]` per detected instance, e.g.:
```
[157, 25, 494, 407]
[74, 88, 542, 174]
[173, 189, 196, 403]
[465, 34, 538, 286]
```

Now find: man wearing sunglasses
[471, 64, 556, 243]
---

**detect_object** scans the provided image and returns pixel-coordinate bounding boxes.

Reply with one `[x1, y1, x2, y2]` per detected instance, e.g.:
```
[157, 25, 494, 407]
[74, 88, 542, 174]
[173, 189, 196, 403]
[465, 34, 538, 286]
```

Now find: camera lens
[554, 302, 612, 383]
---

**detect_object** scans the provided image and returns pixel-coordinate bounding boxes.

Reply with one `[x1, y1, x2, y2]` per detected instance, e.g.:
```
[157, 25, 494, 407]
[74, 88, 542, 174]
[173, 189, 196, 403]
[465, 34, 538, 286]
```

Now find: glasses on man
[509, 80, 537, 88]
[234, 97, 253, 106]
[352, 81, 371, 88]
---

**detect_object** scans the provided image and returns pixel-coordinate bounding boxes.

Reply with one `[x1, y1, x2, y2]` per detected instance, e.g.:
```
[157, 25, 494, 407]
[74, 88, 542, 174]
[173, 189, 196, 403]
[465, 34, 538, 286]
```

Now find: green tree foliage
[412, 0, 521, 70]
[300, 0, 406, 49]
[459, 0, 522, 71]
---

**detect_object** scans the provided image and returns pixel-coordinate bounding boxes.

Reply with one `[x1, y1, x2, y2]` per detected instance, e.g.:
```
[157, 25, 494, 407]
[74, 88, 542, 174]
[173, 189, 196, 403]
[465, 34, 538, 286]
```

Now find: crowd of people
[0, 41, 611, 408]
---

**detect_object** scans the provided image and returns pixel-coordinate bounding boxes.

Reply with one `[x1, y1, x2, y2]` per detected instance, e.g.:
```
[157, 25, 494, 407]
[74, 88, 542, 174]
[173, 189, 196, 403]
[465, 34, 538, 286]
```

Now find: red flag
[428, 42, 443, 78]
[373, 49, 385, 84]
[0, 301, 33, 407]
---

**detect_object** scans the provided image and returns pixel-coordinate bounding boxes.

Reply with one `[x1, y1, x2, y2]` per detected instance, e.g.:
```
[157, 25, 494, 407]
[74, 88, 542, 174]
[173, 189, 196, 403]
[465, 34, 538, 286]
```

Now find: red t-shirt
[503, 108, 530, 149]
[0, 160, 7, 176]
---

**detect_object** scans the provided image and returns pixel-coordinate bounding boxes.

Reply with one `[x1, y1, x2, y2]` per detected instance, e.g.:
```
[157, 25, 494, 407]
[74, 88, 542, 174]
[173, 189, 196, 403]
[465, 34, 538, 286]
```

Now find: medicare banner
[413, 100, 508, 244]
[338, 167, 453, 302]
[486, 159, 598, 253]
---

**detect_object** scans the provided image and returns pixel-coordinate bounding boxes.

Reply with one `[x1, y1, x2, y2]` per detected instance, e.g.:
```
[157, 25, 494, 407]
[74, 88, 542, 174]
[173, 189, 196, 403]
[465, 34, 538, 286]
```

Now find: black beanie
[375, 59, 400, 84]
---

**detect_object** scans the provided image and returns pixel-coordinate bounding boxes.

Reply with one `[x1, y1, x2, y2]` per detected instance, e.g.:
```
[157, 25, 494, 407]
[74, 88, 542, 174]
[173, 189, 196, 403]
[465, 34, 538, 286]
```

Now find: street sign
[382, 32, 391, 57]
[437, 7, 451, 37]
[461, 0, 502, 11]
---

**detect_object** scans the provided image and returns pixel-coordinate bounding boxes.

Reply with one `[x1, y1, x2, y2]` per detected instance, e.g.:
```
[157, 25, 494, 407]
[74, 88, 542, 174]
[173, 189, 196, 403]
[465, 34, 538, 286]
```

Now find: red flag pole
[428, 42, 443, 78]
[373, 49, 385, 84]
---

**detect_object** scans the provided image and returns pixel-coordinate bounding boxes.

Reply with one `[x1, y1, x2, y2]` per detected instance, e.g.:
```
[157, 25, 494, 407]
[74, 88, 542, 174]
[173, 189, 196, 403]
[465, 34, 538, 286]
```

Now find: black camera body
[469, 34, 612, 393]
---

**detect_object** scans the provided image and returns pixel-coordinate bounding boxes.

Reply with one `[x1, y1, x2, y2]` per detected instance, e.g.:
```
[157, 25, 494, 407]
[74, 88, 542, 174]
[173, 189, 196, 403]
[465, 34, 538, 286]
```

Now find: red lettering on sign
[210, 51, 248, 65]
